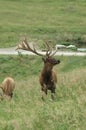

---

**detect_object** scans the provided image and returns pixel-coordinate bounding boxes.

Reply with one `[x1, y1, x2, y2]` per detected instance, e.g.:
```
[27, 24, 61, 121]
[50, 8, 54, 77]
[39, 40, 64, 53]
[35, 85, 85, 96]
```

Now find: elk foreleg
[41, 84, 47, 101]
[51, 84, 56, 100]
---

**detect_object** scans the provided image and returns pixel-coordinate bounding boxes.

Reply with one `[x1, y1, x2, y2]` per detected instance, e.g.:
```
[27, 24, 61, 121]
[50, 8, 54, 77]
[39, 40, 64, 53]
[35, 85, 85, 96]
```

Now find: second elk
[0, 77, 15, 99]
[16, 38, 60, 100]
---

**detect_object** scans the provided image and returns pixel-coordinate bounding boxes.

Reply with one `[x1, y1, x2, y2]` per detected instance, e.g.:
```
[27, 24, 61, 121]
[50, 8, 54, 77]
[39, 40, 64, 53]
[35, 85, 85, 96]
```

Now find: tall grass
[0, 55, 86, 130]
[0, 0, 86, 47]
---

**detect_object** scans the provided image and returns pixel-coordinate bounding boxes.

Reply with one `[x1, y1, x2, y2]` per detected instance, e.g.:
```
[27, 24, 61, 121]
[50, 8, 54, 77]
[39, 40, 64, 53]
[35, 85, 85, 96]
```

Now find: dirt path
[0, 47, 86, 56]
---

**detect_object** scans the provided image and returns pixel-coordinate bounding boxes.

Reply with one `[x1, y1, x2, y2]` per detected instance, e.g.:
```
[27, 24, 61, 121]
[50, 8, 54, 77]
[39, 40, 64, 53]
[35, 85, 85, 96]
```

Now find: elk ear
[42, 57, 46, 63]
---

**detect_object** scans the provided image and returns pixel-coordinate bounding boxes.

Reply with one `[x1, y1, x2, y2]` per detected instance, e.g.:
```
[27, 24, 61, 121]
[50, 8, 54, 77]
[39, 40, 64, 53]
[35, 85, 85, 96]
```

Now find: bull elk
[16, 38, 60, 100]
[0, 77, 15, 99]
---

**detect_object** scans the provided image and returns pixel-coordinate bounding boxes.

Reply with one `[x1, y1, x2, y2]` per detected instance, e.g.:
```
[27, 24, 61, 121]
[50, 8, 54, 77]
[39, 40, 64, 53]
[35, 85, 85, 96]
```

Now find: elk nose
[57, 60, 60, 64]
[55, 59, 60, 64]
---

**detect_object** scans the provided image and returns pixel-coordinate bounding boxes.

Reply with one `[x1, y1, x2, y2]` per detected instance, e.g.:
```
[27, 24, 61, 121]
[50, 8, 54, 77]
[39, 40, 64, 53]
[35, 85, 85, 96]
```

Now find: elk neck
[41, 62, 53, 82]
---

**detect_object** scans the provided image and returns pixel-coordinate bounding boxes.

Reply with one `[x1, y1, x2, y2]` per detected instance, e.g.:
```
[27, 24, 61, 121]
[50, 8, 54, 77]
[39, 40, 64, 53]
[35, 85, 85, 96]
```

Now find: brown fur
[0, 77, 15, 98]
[39, 57, 60, 100]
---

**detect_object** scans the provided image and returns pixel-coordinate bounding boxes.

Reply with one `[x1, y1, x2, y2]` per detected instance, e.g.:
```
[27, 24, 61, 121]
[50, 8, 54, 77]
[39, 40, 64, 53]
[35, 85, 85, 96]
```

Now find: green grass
[0, 0, 86, 47]
[0, 55, 86, 130]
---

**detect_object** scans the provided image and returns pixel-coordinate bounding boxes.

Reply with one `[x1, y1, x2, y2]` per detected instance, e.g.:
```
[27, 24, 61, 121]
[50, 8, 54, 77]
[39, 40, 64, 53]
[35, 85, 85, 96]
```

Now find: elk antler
[16, 38, 58, 57]
[16, 38, 44, 56]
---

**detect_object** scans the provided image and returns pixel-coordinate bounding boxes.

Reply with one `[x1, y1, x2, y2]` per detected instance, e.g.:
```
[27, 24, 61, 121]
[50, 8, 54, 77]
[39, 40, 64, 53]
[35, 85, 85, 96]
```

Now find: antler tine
[50, 46, 58, 56]
[23, 37, 34, 51]
[44, 40, 52, 57]
[43, 40, 58, 57]
[16, 37, 29, 50]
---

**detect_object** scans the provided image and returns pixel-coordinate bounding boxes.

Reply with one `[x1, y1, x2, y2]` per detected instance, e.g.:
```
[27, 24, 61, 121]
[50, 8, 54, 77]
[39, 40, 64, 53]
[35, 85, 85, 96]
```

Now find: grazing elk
[16, 38, 60, 100]
[0, 77, 15, 99]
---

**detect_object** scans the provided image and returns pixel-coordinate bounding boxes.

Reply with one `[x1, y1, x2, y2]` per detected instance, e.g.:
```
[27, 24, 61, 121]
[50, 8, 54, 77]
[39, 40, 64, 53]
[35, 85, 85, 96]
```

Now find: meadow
[0, 55, 86, 130]
[0, 0, 86, 129]
[0, 0, 86, 48]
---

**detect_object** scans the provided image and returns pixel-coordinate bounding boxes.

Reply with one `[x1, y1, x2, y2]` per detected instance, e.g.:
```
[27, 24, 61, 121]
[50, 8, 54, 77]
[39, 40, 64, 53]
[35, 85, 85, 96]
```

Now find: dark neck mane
[42, 64, 52, 84]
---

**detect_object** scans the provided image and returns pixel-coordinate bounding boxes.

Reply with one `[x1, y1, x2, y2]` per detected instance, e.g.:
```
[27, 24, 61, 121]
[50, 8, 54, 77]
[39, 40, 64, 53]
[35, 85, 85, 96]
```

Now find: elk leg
[9, 92, 13, 98]
[41, 84, 47, 101]
[51, 93, 55, 100]
[51, 85, 56, 100]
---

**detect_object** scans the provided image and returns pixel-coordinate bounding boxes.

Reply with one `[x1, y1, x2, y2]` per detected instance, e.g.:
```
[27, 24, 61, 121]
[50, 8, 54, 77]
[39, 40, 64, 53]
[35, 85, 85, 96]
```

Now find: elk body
[16, 38, 60, 100]
[0, 77, 15, 98]
[39, 57, 60, 100]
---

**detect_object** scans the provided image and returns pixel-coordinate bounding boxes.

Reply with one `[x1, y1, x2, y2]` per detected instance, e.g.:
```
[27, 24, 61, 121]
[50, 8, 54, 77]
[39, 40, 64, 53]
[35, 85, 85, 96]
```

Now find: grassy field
[0, 55, 86, 130]
[0, 0, 86, 48]
[0, 0, 86, 129]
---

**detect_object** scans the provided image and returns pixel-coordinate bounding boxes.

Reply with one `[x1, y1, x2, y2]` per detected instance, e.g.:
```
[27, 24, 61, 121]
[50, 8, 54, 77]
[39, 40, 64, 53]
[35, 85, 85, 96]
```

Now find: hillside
[0, 0, 86, 48]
